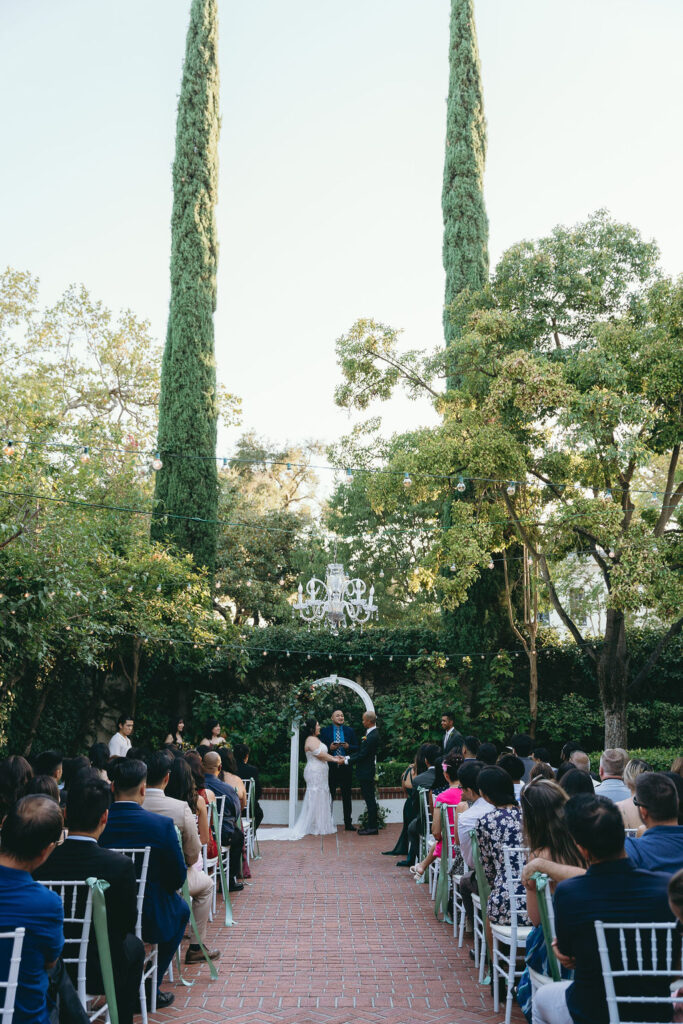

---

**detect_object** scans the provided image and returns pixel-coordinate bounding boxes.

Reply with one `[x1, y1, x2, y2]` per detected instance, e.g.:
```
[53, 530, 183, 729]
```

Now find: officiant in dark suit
[320, 710, 358, 831]
[347, 711, 379, 835]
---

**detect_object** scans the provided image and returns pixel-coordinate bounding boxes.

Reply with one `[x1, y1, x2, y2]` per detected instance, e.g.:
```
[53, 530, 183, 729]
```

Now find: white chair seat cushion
[490, 923, 533, 942]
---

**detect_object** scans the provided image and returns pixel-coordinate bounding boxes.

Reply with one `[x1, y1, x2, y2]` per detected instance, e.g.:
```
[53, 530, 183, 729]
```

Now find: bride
[260, 718, 344, 841]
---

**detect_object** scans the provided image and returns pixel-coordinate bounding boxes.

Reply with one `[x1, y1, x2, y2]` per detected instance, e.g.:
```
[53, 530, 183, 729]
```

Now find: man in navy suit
[35, 770, 144, 1024]
[99, 759, 189, 1008]
[320, 710, 359, 831]
[346, 711, 380, 835]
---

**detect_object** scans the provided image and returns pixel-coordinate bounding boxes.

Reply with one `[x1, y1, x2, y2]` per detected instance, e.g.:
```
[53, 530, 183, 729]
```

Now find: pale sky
[2, 0, 682, 465]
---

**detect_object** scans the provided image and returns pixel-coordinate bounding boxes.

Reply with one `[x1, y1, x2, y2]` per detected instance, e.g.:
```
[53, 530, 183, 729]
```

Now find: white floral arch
[287, 674, 376, 828]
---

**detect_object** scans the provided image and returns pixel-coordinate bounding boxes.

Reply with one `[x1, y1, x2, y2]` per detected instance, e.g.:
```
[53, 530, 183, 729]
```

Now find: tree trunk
[23, 679, 55, 756]
[528, 647, 538, 739]
[596, 608, 630, 748]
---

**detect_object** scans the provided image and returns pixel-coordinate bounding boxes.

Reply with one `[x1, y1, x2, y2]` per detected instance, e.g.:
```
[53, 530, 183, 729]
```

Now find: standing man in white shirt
[108, 715, 134, 758]
[441, 711, 463, 754]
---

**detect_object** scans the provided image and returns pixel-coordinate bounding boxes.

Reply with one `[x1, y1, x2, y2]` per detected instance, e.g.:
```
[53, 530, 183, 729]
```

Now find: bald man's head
[203, 751, 221, 775]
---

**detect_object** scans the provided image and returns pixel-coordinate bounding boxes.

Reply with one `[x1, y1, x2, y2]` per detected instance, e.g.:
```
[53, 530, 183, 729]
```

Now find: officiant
[320, 710, 358, 831]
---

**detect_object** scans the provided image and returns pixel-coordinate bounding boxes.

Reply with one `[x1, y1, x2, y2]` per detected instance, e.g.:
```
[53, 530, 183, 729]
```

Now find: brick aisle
[152, 824, 524, 1024]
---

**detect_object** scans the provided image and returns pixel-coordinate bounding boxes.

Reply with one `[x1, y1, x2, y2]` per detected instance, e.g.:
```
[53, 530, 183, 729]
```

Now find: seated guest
[568, 750, 592, 776]
[184, 751, 218, 858]
[594, 748, 630, 802]
[32, 751, 63, 790]
[559, 768, 596, 798]
[233, 743, 264, 830]
[411, 750, 464, 880]
[559, 740, 583, 765]
[144, 752, 219, 965]
[25, 775, 60, 803]
[532, 794, 675, 1024]
[455, 760, 491, 931]
[60, 755, 91, 795]
[508, 733, 535, 783]
[615, 757, 652, 829]
[0, 796, 64, 1024]
[664, 772, 683, 824]
[498, 753, 525, 799]
[202, 751, 244, 891]
[88, 742, 112, 781]
[529, 761, 555, 783]
[532, 746, 551, 766]
[516, 780, 585, 1020]
[477, 742, 498, 766]
[34, 771, 144, 1024]
[401, 743, 441, 868]
[217, 748, 247, 809]
[475, 766, 530, 953]
[99, 759, 189, 1007]
[625, 772, 683, 874]
[0, 755, 33, 820]
[462, 736, 480, 761]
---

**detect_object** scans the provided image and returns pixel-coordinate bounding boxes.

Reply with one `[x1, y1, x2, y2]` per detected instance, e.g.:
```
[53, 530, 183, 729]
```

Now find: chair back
[110, 846, 151, 939]
[213, 793, 227, 843]
[502, 845, 529, 930]
[38, 881, 92, 1003]
[418, 787, 431, 833]
[594, 920, 682, 1024]
[0, 928, 25, 1023]
[440, 802, 459, 863]
[531, 872, 561, 982]
[243, 778, 254, 816]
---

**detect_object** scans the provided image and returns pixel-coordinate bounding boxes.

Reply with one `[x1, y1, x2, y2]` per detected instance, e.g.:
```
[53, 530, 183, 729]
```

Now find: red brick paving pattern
[153, 824, 524, 1024]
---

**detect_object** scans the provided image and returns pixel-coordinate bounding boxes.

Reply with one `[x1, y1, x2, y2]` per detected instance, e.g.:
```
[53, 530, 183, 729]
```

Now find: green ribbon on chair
[210, 800, 234, 927]
[249, 782, 261, 860]
[85, 877, 119, 1024]
[531, 871, 561, 982]
[434, 805, 452, 924]
[172, 826, 219, 984]
[469, 829, 492, 984]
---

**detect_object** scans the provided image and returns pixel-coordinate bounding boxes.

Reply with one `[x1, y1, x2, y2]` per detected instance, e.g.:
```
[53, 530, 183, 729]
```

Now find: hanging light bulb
[403, 472, 412, 487]
[488, 560, 495, 569]
[262, 650, 267, 656]
[79, 446, 90, 464]
[127, 585, 134, 593]
[3, 440, 15, 457]
[605, 488, 612, 499]
[101, 588, 107, 597]
[450, 564, 457, 572]
[156, 584, 162, 592]
[456, 475, 466, 492]
[389, 655, 393, 662]
[506, 482, 516, 496]
[286, 650, 290, 657]
[346, 468, 353, 480]
[307, 653, 311, 660]
[151, 452, 163, 471]
[379, 569, 385, 579]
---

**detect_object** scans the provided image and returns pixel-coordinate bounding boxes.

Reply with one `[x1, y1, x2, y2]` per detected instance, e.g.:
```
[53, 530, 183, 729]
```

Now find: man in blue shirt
[532, 794, 674, 1024]
[202, 751, 244, 891]
[0, 795, 65, 1024]
[626, 772, 683, 875]
[594, 747, 631, 802]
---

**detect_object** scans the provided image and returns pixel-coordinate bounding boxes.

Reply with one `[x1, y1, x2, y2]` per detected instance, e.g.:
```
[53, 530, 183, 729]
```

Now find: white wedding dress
[260, 742, 337, 841]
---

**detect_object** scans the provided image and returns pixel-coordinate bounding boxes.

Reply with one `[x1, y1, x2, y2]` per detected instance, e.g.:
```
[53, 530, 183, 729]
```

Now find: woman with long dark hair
[516, 779, 585, 1021]
[185, 751, 217, 858]
[164, 717, 186, 748]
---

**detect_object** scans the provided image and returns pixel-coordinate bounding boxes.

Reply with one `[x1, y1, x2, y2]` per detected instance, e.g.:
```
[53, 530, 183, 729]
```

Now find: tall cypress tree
[152, 0, 220, 571]
[441, 2, 509, 663]
[442, 0, 488, 351]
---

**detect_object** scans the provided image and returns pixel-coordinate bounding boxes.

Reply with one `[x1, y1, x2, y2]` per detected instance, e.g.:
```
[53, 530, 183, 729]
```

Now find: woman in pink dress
[411, 749, 464, 880]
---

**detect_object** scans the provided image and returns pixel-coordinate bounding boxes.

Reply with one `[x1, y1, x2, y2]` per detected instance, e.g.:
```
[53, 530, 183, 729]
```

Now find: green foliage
[153, 0, 233, 571]
[442, 0, 489, 348]
[332, 212, 683, 747]
[356, 801, 389, 830]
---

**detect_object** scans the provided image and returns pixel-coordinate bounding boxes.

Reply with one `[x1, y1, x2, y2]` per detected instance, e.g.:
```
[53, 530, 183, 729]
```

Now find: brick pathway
[153, 824, 524, 1024]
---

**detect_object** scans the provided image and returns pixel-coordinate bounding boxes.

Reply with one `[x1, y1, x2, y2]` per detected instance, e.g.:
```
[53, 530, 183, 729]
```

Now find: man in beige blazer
[143, 751, 219, 965]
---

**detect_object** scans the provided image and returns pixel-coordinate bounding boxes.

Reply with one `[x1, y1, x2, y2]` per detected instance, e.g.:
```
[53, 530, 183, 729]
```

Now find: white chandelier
[293, 550, 378, 633]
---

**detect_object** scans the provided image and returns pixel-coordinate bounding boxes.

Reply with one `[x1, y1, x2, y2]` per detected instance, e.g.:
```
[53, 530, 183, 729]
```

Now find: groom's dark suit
[348, 727, 379, 830]
[320, 722, 358, 828]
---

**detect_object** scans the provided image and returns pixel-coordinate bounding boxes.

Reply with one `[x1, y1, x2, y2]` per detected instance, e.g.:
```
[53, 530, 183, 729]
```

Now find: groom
[320, 710, 359, 831]
[346, 711, 379, 835]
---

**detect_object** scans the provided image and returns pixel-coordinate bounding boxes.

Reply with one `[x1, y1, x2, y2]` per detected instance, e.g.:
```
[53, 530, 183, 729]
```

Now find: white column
[288, 719, 300, 829]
